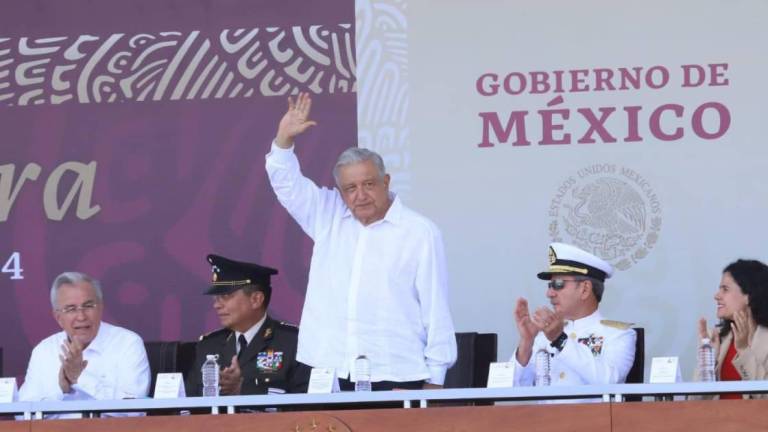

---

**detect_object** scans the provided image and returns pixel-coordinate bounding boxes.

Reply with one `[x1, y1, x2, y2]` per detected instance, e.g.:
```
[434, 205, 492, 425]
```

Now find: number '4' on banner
[2, 252, 23, 280]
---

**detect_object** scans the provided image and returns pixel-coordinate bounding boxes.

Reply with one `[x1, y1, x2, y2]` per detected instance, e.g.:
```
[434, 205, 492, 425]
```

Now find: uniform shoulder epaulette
[279, 321, 299, 330]
[199, 328, 229, 341]
[600, 319, 634, 330]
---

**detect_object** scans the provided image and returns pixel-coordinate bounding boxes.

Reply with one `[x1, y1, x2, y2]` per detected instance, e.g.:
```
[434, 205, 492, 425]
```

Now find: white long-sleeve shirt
[513, 310, 636, 388]
[266, 144, 457, 384]
[19, 321, 150, 404]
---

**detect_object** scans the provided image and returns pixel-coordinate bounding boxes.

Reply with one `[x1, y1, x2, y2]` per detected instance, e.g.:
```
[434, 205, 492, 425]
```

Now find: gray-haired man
[265, 93, 456, 390]
[19, 272, 150, 408]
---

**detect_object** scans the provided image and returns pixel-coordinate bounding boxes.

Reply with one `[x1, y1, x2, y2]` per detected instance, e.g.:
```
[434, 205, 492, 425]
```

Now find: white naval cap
[537, 242, 613, 282]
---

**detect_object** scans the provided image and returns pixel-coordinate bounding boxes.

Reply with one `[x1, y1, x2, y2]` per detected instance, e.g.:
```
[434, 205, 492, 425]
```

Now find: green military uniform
[187, 253, 310, 396]
[186, 315, 310, 396]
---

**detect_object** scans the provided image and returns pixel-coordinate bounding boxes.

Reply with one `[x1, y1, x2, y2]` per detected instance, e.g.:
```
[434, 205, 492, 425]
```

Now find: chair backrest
[177, 341, 198, 380]
[143, 341, 180, 397]
[444, 332, 498, 388]
[625, 327, 645, 384]
[623, 327, 645, 402]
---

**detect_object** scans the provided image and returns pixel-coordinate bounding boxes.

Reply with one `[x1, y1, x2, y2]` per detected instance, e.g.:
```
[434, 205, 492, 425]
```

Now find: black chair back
[624, 327, 645, 401]
[144, 341, 180, 397]
[444, 332, 498, 388]
[178, 341, 198, 380]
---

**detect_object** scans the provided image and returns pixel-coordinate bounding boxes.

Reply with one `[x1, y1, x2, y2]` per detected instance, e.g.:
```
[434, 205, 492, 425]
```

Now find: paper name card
[487, 362, 516, 388]
[153, 373, 186, 398]
[0, 378, 17, 403]
[649, 356, 681, 384]
[308, 368, 339, 394]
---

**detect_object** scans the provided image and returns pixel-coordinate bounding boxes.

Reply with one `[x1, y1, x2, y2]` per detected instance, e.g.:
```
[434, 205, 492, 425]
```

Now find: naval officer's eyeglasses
[547, 279, 583, 291]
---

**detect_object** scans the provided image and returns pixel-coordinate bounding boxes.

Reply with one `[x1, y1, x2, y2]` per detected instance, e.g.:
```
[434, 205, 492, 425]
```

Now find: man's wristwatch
[550, 332, 568, 352]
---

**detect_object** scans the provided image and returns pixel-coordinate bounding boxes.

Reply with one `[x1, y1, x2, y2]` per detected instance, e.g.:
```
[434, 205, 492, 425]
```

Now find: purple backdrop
[0, 0, 356, 378]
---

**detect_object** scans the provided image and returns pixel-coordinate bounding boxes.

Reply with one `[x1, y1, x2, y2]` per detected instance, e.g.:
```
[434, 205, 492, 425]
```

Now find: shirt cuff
[70, 372, 98, 400]
[268, 141, 296, 161]
[426, 365, 448, 385]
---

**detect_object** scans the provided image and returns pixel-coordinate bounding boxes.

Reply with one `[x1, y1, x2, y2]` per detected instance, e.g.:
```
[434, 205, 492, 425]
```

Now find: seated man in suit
[513, 243, 636, 388]
[186, 254, 310, 396]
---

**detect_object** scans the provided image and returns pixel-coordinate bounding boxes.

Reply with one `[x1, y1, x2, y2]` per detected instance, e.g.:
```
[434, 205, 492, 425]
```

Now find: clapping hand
[58, 338, 88, 393]
[532, 306, 565, 342]
[698, 317, 721, 356]
[732, 308, 756, 350]
[219, 355, 244, 395]
[514, 298, 542, 365]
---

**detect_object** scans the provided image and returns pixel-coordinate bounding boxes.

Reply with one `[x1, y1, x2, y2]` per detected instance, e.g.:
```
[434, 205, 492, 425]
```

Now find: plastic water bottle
[354, 355, 372, 392]
[534, 349, 551, 386]
[201, 354, 220, 396]
[698, 338, 716, 382]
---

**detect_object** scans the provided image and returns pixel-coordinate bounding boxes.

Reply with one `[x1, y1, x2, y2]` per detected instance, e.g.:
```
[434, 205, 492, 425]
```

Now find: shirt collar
[342, 192, 402, 226]
[568, 309, 602, 332]
[235, 314, 267, 347]
[82, 321, 109, 354]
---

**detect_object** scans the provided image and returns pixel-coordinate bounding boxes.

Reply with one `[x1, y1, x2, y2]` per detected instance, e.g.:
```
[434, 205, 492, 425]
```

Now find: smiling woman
[695, 259, 768, 399]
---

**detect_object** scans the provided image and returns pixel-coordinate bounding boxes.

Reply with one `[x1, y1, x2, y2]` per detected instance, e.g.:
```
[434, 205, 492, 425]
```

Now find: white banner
[362, 0, 768, 378]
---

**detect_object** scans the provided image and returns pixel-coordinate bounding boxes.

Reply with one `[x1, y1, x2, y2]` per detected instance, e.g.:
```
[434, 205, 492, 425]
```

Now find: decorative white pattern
[0, 25, 356, 106]
[355, 0, 410, 200]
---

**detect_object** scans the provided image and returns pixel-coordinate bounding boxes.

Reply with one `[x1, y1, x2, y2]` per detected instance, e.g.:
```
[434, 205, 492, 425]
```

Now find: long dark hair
[718, 259, 768, 339]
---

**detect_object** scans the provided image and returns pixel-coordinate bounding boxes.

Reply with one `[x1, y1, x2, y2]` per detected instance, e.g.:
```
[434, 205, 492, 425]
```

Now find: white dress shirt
[266, 144, 457, 384]
[513, 310, 636, 390]
[235, 315, 267, 355]
[19, 321, 150, 404]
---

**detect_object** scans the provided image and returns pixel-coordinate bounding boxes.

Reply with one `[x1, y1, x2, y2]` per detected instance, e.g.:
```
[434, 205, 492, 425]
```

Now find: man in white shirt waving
[265, 92, 456, 390]
[19, 272, 150, 408]
[513, 243, 636, 390]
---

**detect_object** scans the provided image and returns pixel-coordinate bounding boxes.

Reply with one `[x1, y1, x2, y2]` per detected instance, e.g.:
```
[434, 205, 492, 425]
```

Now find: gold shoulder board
[600, 319, 634, 330]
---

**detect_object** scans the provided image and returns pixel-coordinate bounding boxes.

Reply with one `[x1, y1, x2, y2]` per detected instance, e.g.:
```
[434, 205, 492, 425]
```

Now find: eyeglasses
[56, 301, 99, 315]
[547, 279, 583, 291]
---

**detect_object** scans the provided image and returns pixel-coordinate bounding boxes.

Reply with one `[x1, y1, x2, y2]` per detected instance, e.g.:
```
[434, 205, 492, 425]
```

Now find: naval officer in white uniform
[512, 243, 636, 389]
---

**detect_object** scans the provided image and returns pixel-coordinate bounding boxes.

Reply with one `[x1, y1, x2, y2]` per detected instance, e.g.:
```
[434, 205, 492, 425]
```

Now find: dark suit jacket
[186, 316, 310, 396]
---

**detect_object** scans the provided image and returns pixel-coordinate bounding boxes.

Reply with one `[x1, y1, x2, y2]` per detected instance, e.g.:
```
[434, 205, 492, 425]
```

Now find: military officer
[513, 243, 636, 388]
[186, 254, 310, 396]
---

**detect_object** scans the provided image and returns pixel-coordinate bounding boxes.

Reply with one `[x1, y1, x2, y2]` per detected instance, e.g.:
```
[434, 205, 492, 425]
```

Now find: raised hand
[699, 317, 721, 356]
[276, 92, 318, 148]
[732, 309, 754, 350]
[533, 306, 565, 342]
[514, 298, 540, 343]
[219, 355, 244, 395]
[746, 307, 757, 346]
[59, 338, 88, 390]
[698, 317, 709, 340]
[514, 298, 540, 365]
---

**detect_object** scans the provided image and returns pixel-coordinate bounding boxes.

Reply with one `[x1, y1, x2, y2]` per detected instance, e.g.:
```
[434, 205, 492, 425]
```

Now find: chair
[177, 341, 198, 380]
[624, 327, 645, 401]
[143, 341, 180, 397]
[444, 332, 498, 388]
